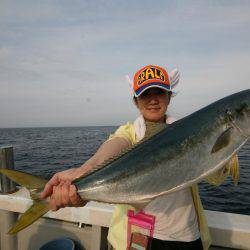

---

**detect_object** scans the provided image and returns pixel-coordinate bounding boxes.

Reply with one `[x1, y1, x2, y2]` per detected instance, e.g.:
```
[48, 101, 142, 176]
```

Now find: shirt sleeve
[205, 154, 239, 186]
[108, 122, 136, 145]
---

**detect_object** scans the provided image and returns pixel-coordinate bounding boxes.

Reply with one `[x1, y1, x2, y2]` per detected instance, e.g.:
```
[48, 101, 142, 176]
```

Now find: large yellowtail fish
[0, 89, 249, 235]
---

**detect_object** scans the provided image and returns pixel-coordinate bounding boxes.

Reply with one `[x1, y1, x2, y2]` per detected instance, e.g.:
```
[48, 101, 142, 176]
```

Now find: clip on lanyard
[127, 210, 155, 250]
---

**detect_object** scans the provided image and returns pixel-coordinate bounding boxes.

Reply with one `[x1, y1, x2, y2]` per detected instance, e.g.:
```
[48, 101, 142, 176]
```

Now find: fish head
[225, 89, 250, 137]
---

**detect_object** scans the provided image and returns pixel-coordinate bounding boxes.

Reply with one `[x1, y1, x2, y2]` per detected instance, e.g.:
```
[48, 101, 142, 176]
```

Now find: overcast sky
[0, 0, 250, 128]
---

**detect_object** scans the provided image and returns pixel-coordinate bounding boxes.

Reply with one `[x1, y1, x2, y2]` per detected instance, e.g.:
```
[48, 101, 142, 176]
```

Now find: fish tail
[8, 201, 50, 235]
[0, 169, 50, 234]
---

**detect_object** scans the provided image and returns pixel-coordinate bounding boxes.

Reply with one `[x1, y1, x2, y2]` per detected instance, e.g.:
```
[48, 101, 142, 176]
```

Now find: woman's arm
[41, 137, 131, 211]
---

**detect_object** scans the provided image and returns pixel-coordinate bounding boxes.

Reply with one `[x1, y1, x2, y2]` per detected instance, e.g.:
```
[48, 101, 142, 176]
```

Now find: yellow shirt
[107, 122, 239, 250]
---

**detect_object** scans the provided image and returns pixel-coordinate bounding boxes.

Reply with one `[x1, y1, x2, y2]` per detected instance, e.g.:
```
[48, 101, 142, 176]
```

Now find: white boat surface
[0, 187, 249, 250]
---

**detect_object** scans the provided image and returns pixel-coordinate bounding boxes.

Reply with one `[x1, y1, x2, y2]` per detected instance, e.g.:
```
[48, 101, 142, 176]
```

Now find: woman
[41, 65, 239, 250]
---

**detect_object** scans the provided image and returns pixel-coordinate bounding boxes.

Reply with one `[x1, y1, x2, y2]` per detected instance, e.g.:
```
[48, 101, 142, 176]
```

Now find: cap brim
[134, 82, 177, 97]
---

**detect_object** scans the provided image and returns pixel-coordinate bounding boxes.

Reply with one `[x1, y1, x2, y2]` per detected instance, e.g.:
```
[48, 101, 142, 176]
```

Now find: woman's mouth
[147, 107, 160, 112]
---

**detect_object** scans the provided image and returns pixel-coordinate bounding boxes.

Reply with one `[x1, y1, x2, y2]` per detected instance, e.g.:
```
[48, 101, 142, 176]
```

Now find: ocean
[0, 126, 249, 215]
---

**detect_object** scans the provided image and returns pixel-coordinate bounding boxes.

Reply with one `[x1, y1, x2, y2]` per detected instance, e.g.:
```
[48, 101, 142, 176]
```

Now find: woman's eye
[157, 90, 165, 95]
[141, 92, 150, 98]
[140, 88, 166, 98]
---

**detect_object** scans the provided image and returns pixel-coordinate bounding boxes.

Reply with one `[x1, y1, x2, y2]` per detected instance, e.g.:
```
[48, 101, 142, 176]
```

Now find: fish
[0, 89, 249, 235]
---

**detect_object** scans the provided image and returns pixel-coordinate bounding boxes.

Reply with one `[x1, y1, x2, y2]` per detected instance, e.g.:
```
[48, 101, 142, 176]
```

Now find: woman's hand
[41, 167, 89, 211]
[49, 181, 87, 211]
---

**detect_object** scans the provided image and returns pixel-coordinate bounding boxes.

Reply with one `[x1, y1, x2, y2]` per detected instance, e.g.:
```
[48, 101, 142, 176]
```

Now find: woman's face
[135, 88, 171, 122]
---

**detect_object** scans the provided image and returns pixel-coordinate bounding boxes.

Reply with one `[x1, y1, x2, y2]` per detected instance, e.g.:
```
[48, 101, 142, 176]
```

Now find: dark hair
[133, 96, 137, 105]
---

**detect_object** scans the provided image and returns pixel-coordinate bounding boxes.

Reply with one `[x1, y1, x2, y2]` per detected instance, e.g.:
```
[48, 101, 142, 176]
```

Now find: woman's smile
[147, 107, 161, 112]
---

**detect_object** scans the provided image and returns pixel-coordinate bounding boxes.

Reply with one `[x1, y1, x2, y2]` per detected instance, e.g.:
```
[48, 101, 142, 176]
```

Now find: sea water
[0, 126, 249, 215]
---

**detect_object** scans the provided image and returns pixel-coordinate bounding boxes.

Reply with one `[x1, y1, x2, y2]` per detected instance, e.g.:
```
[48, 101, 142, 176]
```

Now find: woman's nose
[148, 95, 159, 104]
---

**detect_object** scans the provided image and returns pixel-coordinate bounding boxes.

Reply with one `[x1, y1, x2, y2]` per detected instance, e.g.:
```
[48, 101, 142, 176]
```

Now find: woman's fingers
[41, 174, 60, 199]
[49, 182, 86, 211]
[41, 167, 86, 200]
[50, 186, 58, 211]
[61, 182, 71, 207]
[68, 185, 85, 206]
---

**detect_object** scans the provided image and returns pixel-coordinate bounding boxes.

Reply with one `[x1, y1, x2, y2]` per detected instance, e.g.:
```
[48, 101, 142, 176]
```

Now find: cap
[133, 65, 179, 97]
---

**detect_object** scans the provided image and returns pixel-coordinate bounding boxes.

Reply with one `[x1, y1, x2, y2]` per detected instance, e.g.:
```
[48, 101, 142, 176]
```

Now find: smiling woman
[134, 88, 171, 123]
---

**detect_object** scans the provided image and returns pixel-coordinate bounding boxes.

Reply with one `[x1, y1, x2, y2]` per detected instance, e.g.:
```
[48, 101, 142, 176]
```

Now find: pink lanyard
[127, 210, 155, 249]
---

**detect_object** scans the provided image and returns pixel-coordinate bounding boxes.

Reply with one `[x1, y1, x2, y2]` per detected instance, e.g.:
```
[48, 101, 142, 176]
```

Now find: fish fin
[8, 201, 50, 235]
[0, 169, 50, 234]
[211, 127, 234, 153]
[229, 154, 240, 185]
[130, 202, 150, 213]
[144, 122, 167, 138]
[0, 169, 47, 189]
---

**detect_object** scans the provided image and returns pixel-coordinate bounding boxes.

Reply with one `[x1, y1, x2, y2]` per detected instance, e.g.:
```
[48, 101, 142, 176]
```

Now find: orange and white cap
[131, 65, 180, 97]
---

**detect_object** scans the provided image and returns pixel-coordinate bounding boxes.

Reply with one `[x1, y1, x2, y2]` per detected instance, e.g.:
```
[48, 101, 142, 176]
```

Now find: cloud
[0, 0, 250, 127]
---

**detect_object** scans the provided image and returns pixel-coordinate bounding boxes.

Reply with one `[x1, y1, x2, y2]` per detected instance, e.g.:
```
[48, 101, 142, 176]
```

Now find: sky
[0, 0, 250, 128]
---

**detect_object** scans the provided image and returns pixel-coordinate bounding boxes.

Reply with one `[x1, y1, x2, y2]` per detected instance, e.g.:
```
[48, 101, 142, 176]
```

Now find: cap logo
[137, 66, 165, 86]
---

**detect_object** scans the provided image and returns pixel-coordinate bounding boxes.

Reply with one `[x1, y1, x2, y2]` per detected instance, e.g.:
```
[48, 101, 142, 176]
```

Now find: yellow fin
[0, 169, 47, 189]
[229, 154, 240, 185]
[0, 169, 50, 234]
[144, 121, 167, 138]
[130, 202, 150, 213]
[8, 201, 50, 235]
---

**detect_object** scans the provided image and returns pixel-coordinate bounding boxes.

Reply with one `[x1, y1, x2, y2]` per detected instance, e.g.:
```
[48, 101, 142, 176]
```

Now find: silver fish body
[75, 90, 250, 204]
